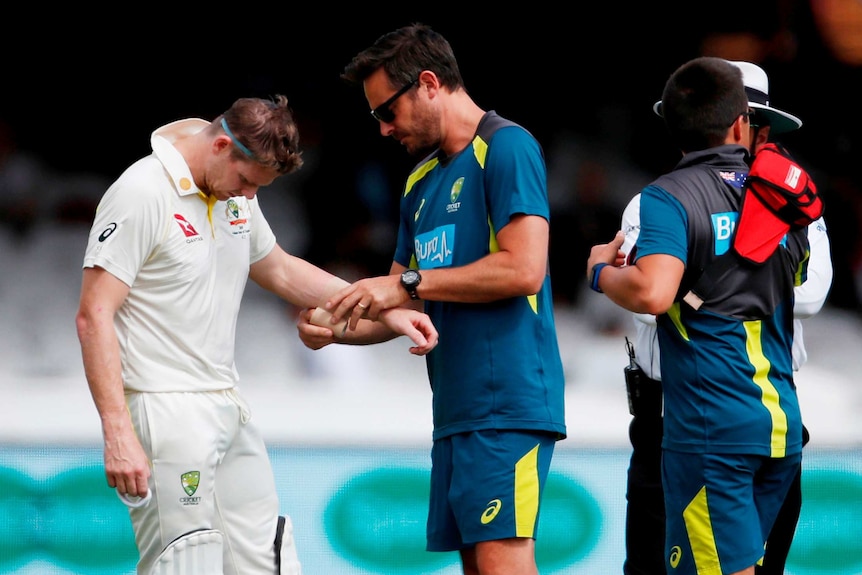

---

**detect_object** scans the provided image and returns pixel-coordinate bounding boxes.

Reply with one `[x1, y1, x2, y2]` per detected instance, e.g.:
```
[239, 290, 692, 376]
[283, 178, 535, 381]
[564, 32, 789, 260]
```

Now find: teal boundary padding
[324, 467, 447, 573]
[0, 446, 861, 575]
[322, 467, 602, 574]
[0, 458, 138, 574]
[789, 468, 862, 573]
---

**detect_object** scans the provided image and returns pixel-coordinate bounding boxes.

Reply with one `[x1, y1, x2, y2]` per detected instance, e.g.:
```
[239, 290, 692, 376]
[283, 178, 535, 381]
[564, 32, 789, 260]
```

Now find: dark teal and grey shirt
[636, 145, 809, 457]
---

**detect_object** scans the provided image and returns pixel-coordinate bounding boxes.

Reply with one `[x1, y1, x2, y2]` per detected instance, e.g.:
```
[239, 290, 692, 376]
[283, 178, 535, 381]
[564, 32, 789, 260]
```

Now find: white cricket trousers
[125, 388, 301, 574]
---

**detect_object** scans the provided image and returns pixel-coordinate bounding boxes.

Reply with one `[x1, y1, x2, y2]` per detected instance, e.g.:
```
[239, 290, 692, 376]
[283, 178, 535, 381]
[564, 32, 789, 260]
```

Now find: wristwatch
[400, 269, 422, 300]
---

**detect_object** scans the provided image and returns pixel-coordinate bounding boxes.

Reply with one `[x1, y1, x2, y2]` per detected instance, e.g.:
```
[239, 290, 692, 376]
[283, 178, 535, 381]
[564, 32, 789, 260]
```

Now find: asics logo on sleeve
[414, 198, 426, 222]
[98, 223, 117, 242]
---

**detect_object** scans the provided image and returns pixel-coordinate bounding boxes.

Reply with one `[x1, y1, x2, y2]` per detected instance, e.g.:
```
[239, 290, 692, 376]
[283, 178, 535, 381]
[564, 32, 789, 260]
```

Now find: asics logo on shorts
[481, 499, 502, 524]
[669, 545, 682, 568]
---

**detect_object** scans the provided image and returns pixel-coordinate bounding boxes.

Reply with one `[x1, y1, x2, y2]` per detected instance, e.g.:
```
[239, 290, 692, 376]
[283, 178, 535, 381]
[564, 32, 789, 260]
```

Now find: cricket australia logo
[226, 198, 241, 220]
[225, 198, 250, 236]
[446, 177, 464, 213]
[180, 471, 202, 505]
[181, 471, 200, 495]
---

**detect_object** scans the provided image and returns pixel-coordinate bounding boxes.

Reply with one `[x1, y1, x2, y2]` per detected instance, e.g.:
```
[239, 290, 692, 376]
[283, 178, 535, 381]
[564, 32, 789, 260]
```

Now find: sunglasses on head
[370, 78, 418, 123]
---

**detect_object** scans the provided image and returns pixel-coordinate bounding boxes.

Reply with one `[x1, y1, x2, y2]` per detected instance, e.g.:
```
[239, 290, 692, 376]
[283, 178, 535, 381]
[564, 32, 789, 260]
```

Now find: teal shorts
[662, 450, 802, 574]
[426, 429, 557, 552]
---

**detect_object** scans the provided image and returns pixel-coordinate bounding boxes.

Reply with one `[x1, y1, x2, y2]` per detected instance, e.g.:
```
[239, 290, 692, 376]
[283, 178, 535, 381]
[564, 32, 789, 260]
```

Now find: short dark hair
[341, 23, 465, 91]
[661, 57, 749, 152]
[215, 95, 303, 175]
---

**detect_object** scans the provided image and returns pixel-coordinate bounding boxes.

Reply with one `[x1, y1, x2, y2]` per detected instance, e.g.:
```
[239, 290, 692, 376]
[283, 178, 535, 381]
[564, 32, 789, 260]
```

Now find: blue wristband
[590, 263, 609, 293]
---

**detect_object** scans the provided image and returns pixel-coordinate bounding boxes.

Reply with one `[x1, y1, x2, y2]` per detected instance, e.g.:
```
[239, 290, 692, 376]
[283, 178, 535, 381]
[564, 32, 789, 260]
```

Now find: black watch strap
[401, 270, 422, 300]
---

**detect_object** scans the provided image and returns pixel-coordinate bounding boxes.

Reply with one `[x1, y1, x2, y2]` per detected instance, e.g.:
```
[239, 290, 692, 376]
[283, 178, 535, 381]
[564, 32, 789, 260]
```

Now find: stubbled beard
[409, 142, 437, 157]
[405, 107, 440, 157]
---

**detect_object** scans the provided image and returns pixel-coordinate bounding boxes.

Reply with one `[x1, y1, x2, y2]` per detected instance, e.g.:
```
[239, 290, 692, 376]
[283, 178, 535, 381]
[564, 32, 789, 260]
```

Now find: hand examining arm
[296, 304, 438, 356]
[323, 270, 412, 329]
[250, 245, 438, 355]
[377, 307, 438, 355]
[307, 214, 548, 354]
[324, 214, 551, 327]
[76, 267, 151, 499]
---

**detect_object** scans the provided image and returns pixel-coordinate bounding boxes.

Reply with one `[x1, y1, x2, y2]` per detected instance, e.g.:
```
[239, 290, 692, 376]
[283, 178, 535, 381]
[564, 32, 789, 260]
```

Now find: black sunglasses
[748, 110, 769, 130]
[728, 110, 756, 129]
[370, 78, 417, 123]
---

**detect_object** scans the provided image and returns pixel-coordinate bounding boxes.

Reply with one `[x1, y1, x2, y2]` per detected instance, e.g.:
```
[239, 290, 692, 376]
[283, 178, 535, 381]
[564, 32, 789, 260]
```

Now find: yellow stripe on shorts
[514, 444, 540, 538]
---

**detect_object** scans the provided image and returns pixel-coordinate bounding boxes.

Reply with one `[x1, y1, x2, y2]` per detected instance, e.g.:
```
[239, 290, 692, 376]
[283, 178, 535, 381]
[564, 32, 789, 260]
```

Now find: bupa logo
[711, 211, 738, 256]
[174, 213, 200, 238]
[414, 225, 454, 268]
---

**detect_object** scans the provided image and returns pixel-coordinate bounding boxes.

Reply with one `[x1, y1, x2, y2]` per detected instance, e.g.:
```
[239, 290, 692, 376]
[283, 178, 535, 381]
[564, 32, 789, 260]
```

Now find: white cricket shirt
[82, 119, 277, 392]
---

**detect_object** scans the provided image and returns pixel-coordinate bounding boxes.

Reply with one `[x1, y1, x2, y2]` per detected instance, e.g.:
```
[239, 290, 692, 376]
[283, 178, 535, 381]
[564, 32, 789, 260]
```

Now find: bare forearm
[587, 240, 679, 316]
[79, 326, 150, 495]
[339, 317, 401, 345]
[78, 324, 133, 439]
[597, 265, 667, 315]
[413, 214, 549, 303]
[417, 252, 544, 303]
[251, 248, 349, 309]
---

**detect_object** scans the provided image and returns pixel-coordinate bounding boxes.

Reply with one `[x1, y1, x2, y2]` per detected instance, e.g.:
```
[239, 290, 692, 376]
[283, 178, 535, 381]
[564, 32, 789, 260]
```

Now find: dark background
[3, 2, 861, 311]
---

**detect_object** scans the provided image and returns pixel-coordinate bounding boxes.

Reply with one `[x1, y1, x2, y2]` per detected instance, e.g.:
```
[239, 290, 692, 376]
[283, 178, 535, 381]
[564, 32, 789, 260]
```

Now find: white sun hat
[653, 60, 803, 134]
